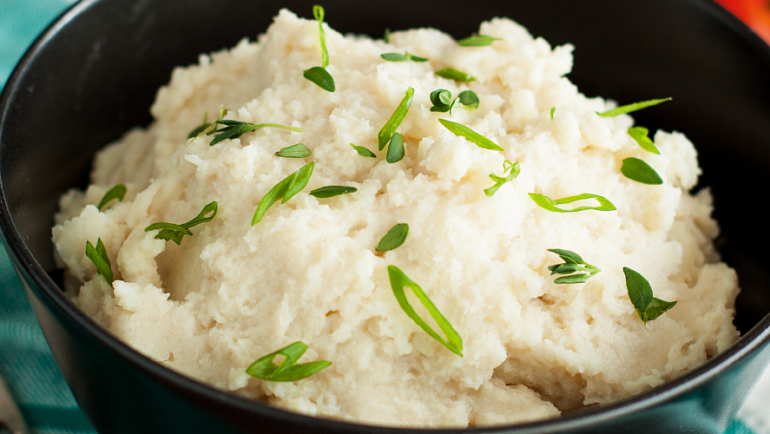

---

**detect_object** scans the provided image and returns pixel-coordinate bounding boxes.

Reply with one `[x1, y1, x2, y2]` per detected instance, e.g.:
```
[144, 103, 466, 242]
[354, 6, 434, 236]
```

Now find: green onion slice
[378, 87, 414, 151]
[246, 341, 331, 382]
[387, 265, 463, 356]
[457, 35, 501, 47]
[598, 98, 671, 118]
[252, 162, 314, 225]
[484, 160, 520, 196]
[85, 238, 113, 283]
[439, 119, 504, 151]
[628, 126, 660, 154]
[529, 193, 616, 213]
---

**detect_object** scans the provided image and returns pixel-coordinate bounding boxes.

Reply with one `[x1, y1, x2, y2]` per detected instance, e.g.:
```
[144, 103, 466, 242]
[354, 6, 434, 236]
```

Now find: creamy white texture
[52, 10, 739, 427]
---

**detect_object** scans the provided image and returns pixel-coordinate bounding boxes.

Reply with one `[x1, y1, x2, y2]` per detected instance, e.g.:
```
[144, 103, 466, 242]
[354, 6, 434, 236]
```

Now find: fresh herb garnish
[434, 68, 476, 82]
[529, 193, 616, 213]
[628, 126, 659, 154]
[145, 201, 218, 245]
[97, 184, 127, 211]
[309, 185, 357, 198]
[209, 120, 303, 147]
[376, 223, 409, 252]
[598, 97, 671, 118]
[188, 107, 228, 141]
[303, 67, 335, 92]
[386, 133, 405, 163]
[547, 249, 600, 284]
[378, 87, 414, 151]
[350, 143, 376, 158]
[275, 143, 312, 158]
[430, 89, 479, 116]
[246, 341, 331, 382]
[387, 265, 463, 356]
[550, 107, 556, 119]
[85, 238, 113, 282]
[383, 28, 391, 43]
[252, 162, 314, 225]
[381, 52, 428, 62]
[438, 119, 504, 151]
[457, 35, 501, 47]
[484, 160, 520, 196]
[303, 5, 335, 92]
[620, 157, 663, 185]
[623, 267, 677, 326]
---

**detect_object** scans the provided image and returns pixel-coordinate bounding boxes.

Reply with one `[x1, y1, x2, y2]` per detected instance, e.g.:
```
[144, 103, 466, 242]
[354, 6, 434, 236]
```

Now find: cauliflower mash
[51, 9, 739, 427]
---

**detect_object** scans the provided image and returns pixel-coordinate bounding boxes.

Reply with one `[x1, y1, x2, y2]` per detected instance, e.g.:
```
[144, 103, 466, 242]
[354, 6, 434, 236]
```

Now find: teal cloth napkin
[0, 1, 763, 433]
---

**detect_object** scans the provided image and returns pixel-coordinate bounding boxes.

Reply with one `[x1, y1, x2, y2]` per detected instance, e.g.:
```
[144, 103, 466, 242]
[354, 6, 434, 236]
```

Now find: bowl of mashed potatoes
[2, 0, 770, 433]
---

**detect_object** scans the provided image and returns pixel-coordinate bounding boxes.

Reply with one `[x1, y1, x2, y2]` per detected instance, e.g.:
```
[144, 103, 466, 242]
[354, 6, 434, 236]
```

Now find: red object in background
[715, 0, 770, 43]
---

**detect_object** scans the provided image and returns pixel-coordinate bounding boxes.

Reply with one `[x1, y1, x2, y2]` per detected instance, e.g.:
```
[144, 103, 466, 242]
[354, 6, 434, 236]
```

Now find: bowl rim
[2, 0, 770, 431]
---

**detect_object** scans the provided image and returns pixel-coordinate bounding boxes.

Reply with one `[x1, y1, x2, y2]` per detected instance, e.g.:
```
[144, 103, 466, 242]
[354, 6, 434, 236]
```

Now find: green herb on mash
[598, 97, 671, 118]
[145, 201, 218, 245]
[550, 107, 556, 119]
[430, 89, 479, 116]
[620, 158, 663, 185]
[438, 119, 504, 151]
[381, 52, 429, 62]
[547, 249, 601, 284]
[623, 267, 677, 326]
[252, 162, 314, 225]
[387, 266, 463, 356]
[303, 5, 335, 92]
[628, 126, 660, 154]
[386, 133, 405, 163]
[97, 184, 127, 211]
[378, 87, 414, 151]
[246, 341, 331, 382]
[275, 143, 312, 158]
[350, 143, 376, 158]
[383, 28, 390, 43]
[188, 106, 228, 141]
[85, 238, 113, 282]
[457, 34, 501, 47]
[209, 120, 303, 147]
[529, 193, 616, 213]
[376, 223, 409, 252]
[309, 185, 357, 198]
[434, 68, 476, 82]
[484, 160, 520, 196]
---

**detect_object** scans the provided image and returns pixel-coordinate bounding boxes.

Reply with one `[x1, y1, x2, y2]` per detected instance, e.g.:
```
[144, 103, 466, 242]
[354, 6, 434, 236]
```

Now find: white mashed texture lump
[52, 10, 740, 427]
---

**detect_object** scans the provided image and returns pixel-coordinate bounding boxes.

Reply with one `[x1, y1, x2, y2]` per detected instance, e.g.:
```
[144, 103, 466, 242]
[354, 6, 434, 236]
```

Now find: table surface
[0, 1, 769, 433]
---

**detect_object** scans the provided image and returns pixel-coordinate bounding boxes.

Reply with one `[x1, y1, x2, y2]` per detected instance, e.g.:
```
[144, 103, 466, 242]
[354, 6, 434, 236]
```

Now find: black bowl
[2, 0, 770, 433]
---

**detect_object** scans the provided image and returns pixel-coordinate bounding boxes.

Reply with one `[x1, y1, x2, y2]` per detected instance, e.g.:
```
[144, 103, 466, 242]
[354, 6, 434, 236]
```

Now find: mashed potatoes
[51, 9, 739, 427]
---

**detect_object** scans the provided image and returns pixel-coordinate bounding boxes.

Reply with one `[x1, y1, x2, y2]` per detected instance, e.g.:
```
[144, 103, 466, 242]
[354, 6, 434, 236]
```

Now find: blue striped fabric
[0, 1, 761, 433]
